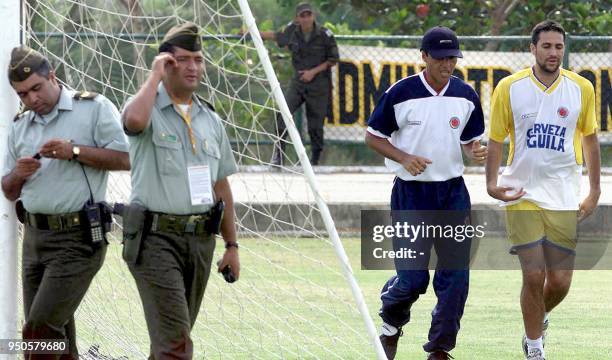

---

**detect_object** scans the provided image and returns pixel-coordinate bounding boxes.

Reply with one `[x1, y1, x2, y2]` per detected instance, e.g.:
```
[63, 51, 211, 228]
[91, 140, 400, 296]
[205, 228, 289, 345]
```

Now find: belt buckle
[165, 216, 183, 234]
[64, 213, 79, 229]
[48, 215, 63, 231]
[184, 215, 199, 234]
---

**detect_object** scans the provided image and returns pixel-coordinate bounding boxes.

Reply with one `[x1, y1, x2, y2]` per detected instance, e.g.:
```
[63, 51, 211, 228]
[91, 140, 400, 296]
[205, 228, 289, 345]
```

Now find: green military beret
[8, 46, 49, 82]
[159, 22, 202, 52]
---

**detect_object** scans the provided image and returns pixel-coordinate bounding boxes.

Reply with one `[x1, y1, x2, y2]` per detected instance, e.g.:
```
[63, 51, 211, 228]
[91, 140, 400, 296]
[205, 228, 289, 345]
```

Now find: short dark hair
[531, 20, 565, 45]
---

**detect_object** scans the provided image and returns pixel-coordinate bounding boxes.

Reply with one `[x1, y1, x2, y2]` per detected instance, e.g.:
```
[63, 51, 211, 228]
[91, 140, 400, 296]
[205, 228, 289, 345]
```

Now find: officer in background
[260, 2, 339, 166]
[1, 46, 130, 359]
[122, 22, 239, 359]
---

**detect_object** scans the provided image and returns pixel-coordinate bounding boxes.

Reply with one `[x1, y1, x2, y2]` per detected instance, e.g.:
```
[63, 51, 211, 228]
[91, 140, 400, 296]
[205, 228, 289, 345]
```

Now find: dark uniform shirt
[275, 21, 339, 81]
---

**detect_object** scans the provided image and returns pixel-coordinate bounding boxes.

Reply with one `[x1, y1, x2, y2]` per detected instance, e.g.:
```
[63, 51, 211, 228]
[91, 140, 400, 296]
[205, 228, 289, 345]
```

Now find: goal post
[237, 1, 385, 358]
[2, 0, 385, 358]
[0, 0, 21, 356]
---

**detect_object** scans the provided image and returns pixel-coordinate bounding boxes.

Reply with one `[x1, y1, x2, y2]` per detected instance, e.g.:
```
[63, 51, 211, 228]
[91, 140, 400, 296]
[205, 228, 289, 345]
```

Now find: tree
[271, 0, 610, 43]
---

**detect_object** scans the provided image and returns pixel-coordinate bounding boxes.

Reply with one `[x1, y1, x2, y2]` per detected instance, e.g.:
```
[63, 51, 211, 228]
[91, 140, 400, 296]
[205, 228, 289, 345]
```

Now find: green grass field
[74, 236, 612, 359]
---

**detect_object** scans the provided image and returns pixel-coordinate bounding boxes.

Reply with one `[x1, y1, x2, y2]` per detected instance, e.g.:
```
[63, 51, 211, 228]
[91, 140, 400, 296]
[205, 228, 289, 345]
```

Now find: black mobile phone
[32, 153, 41, 160]
[84, 203, 104, 246]
[216, 259, 236, 283]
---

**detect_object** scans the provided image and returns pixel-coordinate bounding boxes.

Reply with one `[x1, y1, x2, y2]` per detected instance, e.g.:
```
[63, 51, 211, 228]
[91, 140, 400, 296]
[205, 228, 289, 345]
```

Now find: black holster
[15, 200, 25, 224]
[119, 203, 148, 265]
[207, 200, 225, 235]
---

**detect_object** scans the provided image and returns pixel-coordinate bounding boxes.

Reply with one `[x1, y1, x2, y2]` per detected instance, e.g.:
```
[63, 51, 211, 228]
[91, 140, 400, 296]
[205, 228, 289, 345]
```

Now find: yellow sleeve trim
[489, 69, 530, 165]
[489, 76, 512, 142]
[561, 70, 598, 165]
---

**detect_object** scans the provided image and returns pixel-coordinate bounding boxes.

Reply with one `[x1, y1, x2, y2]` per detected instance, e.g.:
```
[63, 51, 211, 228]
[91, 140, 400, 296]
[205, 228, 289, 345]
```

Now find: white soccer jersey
[368, 72, 485, 182]
[490, 67, 598, 210]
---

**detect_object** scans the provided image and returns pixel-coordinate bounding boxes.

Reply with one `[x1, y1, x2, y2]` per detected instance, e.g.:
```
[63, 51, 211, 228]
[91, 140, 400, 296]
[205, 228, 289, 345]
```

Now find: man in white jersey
[367, 26, 486, 360]
[486, 20, 600, 360]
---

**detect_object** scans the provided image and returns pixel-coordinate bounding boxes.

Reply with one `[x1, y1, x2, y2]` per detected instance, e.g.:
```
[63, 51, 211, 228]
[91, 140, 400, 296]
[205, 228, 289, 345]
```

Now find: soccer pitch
[77, 236, 612, 359]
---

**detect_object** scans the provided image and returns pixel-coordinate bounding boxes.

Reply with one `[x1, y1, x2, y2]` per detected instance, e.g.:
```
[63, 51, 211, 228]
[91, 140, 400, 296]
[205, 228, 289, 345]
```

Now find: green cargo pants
[275, 76, 331, 165]
[128, 230, 216, 360]
[22, 225, 107, 360]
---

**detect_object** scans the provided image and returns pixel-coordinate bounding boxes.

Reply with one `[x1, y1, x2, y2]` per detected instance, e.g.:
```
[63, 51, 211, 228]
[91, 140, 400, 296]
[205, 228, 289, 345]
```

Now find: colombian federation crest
[557, 106, 569, 118]
[449, 116, 460, 129]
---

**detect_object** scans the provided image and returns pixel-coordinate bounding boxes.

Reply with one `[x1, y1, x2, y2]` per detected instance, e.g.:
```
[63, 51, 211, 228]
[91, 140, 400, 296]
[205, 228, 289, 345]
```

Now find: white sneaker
[523, 319, 549, 356]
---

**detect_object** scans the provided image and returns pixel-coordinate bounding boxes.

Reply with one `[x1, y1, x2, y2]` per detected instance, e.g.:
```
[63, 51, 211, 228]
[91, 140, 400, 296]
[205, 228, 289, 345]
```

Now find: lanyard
[171, 96, 197, 154]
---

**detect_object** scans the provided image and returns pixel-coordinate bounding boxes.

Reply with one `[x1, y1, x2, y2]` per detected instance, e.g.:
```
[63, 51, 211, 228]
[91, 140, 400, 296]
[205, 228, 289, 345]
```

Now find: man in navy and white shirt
[365, 26, 486, 360]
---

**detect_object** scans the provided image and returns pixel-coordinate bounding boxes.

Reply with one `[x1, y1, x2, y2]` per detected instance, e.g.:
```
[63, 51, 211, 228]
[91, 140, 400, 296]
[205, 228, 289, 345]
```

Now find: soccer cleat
[526, 348, 545, 360]
[522, 334, 528, 357]
[427, 350, 454, 360]
[379, 328, 402, 360]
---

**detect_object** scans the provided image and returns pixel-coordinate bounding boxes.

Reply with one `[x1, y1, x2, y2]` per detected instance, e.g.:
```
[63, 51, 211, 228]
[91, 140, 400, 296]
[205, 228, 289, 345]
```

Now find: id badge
[187, 165, 214, 206]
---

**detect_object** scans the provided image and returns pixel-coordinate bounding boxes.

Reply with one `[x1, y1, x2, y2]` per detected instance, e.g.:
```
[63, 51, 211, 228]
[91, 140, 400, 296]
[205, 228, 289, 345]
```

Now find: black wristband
[225, 241, 239, 249]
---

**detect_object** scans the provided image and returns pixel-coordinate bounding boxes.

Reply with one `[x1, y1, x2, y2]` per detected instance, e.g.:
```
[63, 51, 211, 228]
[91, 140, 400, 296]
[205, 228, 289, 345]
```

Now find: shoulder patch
[324, 29, 333, 37]
[287, 22, 300, 31]
[73, 91, 98, 100]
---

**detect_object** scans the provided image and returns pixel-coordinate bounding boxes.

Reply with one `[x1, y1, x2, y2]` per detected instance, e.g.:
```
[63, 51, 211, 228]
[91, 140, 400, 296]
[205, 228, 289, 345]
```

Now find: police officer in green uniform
[1, 46, 130, 359]
[122, 22, 240, 359]
[260, 2, 339, 166]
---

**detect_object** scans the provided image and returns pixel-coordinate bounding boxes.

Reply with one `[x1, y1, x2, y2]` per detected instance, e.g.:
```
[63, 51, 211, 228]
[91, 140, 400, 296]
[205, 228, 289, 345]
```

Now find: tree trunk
[484, 0, 520, 51]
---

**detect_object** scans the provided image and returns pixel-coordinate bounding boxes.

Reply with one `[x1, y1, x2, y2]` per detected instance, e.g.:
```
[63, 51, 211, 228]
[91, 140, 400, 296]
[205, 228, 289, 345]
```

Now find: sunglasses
[298, 11, 313, 18]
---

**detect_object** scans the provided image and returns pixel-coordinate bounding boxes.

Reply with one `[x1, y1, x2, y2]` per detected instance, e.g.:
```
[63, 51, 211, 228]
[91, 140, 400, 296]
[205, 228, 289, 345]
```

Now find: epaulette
[73, 91, 98, 100]
[13, 107, 30, 122]
[196, 94, 215, 112]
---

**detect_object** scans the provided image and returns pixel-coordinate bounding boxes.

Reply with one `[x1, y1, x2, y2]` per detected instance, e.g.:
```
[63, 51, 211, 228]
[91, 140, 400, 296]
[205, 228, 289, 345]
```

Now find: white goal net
[11, 0, 382, 358]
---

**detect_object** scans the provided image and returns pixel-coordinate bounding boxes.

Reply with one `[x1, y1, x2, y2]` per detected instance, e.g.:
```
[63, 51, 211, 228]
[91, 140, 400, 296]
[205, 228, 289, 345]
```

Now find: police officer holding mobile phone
[1, 46, 130, 359]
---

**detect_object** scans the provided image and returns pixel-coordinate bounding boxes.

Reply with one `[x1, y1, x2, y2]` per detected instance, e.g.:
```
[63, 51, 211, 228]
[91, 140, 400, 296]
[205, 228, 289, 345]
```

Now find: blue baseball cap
[420, 26, 463, 59]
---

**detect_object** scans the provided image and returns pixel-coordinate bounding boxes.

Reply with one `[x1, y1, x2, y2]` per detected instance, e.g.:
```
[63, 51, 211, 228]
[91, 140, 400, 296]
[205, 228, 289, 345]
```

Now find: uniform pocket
[201, 139, 221, 181]
[202, 139, 221, 159]
[152, 131, 183, 175]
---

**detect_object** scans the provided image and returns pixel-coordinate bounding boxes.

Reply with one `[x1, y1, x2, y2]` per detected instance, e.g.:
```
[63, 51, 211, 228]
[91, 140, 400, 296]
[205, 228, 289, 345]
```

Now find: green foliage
[265, 0, 610, 37]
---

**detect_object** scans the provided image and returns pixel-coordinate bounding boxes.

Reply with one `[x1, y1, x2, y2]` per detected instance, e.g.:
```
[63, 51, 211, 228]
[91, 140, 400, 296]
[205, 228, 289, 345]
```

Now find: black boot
[271, 142, 284, 167]
[311, 149, 321, 166]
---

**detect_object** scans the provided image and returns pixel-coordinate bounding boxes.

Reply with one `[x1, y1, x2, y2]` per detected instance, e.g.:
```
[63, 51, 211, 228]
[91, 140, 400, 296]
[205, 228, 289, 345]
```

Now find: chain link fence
[309, 35, 610, 145]
[26, 31, 611, 165]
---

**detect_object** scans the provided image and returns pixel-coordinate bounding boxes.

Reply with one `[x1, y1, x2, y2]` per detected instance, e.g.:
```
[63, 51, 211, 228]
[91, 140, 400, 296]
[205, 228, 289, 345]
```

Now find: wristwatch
[72, 145, 81, 160]
[225, 241, 239, 249]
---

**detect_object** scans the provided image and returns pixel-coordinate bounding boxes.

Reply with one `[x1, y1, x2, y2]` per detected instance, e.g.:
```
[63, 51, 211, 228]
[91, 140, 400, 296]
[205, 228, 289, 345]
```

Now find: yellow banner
[327, 45, 610, 136]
